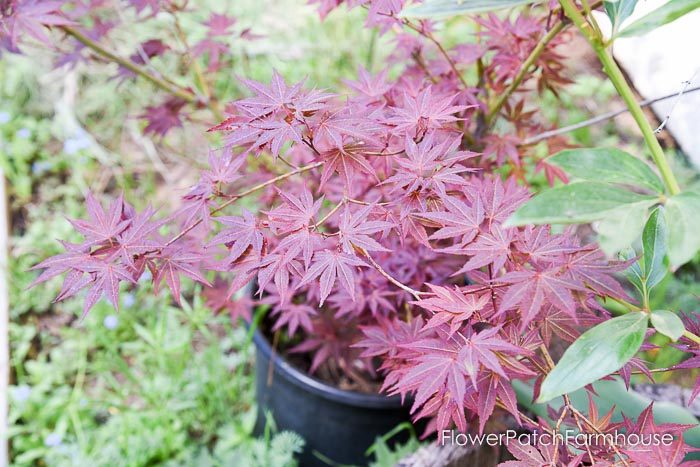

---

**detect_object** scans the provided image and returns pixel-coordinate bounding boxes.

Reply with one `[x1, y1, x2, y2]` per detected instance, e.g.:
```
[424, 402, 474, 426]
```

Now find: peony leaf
[650, 310, 685, 341]
[641, 206, 668, 290]
[538, 312, 648, 402]
[505, 182, 658, 226]
[620, 0, 700, 37]
[665, 191, 700, 267]
[548, 147, 664, 193]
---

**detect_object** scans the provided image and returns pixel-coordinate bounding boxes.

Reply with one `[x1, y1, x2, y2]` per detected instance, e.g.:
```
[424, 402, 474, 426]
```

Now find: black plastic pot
[253, 329, 413, 466]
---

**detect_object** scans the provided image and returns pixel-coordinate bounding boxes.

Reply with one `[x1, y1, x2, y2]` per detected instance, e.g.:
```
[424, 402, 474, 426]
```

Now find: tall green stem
[558, 0, 681, 196]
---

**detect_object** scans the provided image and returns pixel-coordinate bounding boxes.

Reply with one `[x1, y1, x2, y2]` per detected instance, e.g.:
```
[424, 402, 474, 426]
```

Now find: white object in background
[594, 1, 700, 168]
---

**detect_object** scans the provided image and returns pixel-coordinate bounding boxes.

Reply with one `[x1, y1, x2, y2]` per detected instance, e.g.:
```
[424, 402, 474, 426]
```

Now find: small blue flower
[16, 128, 31, 139]
[63, 130, 92, 155]
[44, 432, 62, 447]
[31, 161, 53, 175]
[13, 385, 31, 402]
[0, 111, 10, 124]
[122, 293, 136, 308]
[103, 315, 119, 330]
[139, 270, 152, 283]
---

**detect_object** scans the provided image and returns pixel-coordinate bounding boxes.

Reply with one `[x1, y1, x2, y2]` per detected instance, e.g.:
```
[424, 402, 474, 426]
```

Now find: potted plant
[18, 0, 700, 465]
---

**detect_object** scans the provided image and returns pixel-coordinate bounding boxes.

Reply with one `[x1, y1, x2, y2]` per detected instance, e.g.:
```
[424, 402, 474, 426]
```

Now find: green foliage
[400, 0, 536, 18]
[640, 207, 668, 290]
[619, 0, 700, 37]
[548, 147, 664, 193]
[604, 0, 639, 36]
[367, 423, 423, 467]
[650, 310, 686, 342]
[7, 286, 282, 466]
[624, 207, 670, 307]
[505, 181, 658, 226]
[665, 190, 700, 266]
[538, 312, 649, 403]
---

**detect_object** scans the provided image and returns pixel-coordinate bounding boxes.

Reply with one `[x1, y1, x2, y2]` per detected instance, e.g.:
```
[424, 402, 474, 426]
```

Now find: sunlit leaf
[505, 182, 658, 226]
[620, 0, 700, 37]
[651, 310, 685, 341]
[605, 0, 639, 35]
[641, 206, 668, 290]
[548, 147, 664, 193]
[665, 191, 700, 266]
[538, 312, 648, 402]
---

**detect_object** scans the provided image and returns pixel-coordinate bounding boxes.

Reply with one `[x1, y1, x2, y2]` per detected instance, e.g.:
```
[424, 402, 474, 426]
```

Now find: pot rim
[253, 327, 406, 409]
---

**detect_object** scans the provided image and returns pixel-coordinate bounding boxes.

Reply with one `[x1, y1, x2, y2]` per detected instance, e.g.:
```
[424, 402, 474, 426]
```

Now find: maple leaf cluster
[21, 0, 699, 463]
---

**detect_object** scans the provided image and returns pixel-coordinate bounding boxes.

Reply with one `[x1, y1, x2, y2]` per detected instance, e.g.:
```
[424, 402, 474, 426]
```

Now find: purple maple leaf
[298, 249, 367, 305]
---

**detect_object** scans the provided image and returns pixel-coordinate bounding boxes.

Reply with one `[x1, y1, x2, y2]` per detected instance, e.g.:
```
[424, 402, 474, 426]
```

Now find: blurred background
[2, 0, 700, 465]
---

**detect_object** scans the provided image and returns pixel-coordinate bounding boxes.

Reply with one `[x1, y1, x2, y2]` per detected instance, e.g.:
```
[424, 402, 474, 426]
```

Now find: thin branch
[484, 21, 565, 127]
[155, 161, 323, 251]
[313, 199, 345, 230]
[60, 25, 197, 104]
[360, 248, 427, 299]
[523, 85, 700, 145]
[483, 0, 604, 129]
[172, 16, 225, 120]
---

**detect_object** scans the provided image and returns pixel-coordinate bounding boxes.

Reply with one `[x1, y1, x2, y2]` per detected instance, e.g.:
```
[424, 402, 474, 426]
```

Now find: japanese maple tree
[9, 0, 700, 464]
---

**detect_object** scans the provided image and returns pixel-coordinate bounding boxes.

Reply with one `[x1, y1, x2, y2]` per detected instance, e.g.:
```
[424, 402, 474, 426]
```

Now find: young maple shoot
[8, 0, 700, 464]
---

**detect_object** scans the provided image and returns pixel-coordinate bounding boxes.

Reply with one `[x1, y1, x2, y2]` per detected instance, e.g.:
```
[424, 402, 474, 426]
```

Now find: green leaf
[537, 312, 649, 403]
[548, 147, 664, 193]
[665, 190, 700, 266]
[620, 0, 700, 37]
[641, 206, 668, 289]
[651, 310, 685, 341]
[595, 203, 648, 254]
[400, 0, 536, 18]
[605, 0, 639, 35]
[621, 247, 645, 294]
[505, 182, 658, 226]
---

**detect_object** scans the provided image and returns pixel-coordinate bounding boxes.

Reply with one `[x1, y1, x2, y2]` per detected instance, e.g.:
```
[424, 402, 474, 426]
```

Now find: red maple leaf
[298, 249, 367, 305]
[338, 205, 393, 254]
[69, 192, 129, 246]
[4, 0, 72, 50]
[498, 268, 586, 328]
[265, 186, 323, 234]
[207, 210, 265, 263]
[458, 326, 525, 389]
[411, 284, 489, 335]
[420, 194, 484, 248]
[152, 247, 210, 304]
[81, 259, 136, 316]
[141, 97, 187, 137]
[389, 87, 468, 137]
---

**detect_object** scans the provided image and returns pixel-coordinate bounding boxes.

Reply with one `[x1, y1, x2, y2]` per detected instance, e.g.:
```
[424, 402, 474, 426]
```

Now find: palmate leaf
[620, 0, 700, 37]
[400, 0, 537, 18]
[505, 181, 658, 226]
[538, 312, 649, 402]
